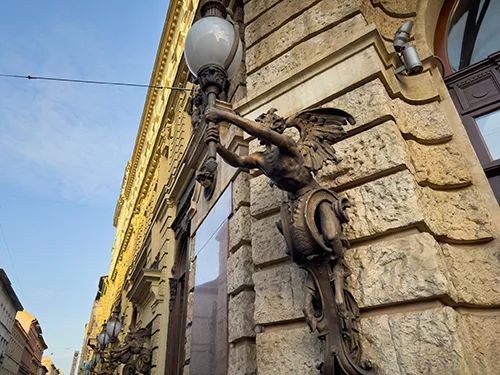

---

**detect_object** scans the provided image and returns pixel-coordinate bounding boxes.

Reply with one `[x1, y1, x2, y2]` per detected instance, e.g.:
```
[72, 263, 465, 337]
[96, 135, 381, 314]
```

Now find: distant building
[77, 277, 105, 375]
[0, 270, 23, 367]
[16, 312, 47, 375]
[41, 357, 61, 375]
[0, 321, 28, 375]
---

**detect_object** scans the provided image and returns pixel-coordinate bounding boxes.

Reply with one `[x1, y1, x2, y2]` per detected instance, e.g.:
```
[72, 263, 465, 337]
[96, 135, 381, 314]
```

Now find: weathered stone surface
[394, 98, 453, 142]
[324, 79, 453, 142]
[419, 186, 494, 242]
[246, 0, 362, 72]
[256, 326, 322, 374]
[324, 79, 392, 130]
[250, 174, 283, 218]
[248, 138, 264, 155]
[229, 206, 252, 253]
[253, 263, 307, 324]
[251, 213, 288, 265]
[188, 258, 196, 292]
[343, 170, 424, 240]
[318, 121, 410, 190]
[372, 0, 419, 16]
[247, 14, 370, 94]
[407, 140, 472, 188]
[229, 341, 257, 375]
[186, 291, 194, 324]
[184, 325, 192, 361]
[346, 232, 449, 308]
[363, 4, 415, 41]
[360, 307, 468, 374]
[244, 0, 282, 25]
[458, 314, 500, 375]
[233, 171, 251, 211]
[245, 0, 318, 47]
[229, 291, 256, 342]
[441, 242, 500, 305]
[228, 245, 255, 295]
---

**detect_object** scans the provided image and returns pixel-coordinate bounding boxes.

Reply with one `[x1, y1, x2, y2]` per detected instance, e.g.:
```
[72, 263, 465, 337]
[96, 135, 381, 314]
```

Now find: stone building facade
[16, 312, 47, 375]
[0, 270, 23, 367]
[84, 0, 500, 374]
[0, 321, 27, 375]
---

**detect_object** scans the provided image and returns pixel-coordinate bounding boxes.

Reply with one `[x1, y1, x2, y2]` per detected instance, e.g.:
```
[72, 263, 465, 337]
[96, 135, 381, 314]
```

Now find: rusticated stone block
[246, 0, 362, 72]
[458, 314, 500, 375]
[407, 140, 472, 188]
[228, 244, 255, 295]
[253, 263, 307, 324]
[372, 0, 419, 16]
[188, 258, 196, 292]
[229, 206, 252, 253]
[245, 0, 282, 25]
[247, 14, 369, 93]
[184, 325, 192, 361]
[318, 121, 410, 190]
[324, 79, 453, 142]
[229, 341, 257, 375]
[251, 213, 288, 265]
[245, 0, 318, 47]
[250, 174, 283, 218]
[229, 291, 256, 342]
[441, 242, 500, 305]
[343, 170, 424, 240]
[394, 98, 453, 142]
[256, 326, 322, 374]
[233, 171, 251, 211]
[346, 232, 449, 308]
[186, 291, 194, 325]
[419, 185, 494, 242]
[360, 307, 467, 374]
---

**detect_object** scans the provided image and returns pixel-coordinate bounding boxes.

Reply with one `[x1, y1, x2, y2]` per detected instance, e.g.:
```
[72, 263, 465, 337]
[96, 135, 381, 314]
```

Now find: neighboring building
[0, 321, 28, 375]
[83, 0, 500, 374]
[41, 357, 61, 375]
[16, 312, 47, 375]
[0, 270, 23, 366]
[77, 277, 105, 375]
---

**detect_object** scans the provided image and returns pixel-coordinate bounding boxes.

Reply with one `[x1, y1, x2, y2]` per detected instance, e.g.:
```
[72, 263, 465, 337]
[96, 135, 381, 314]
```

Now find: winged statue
[204, 106, 374, 375]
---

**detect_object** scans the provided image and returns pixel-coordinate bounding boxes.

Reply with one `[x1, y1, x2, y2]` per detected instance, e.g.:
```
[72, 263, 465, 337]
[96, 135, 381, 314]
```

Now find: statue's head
[256, 108, 287, 134]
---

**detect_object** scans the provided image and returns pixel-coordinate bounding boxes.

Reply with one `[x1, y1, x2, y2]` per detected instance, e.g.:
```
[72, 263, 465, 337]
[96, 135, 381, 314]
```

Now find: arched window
[435, 0, 500, 203]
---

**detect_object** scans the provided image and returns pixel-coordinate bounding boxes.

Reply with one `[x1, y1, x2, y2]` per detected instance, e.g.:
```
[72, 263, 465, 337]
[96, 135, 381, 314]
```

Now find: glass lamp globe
[97, 331, 110, 347]
[93, 352, 101, 363]
[184, 16, 242, 78]
[106, 318, 122, 339]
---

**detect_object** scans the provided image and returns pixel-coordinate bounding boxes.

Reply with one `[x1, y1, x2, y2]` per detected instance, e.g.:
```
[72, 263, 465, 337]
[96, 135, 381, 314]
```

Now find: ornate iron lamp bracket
[202, 105, 375, 375]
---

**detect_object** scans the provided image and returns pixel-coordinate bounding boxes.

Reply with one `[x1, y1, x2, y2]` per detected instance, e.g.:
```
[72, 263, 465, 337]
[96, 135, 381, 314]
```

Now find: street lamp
[184, 0, 242, 196]
[96, 323, 110, 348]
[106, 307, 122, 341]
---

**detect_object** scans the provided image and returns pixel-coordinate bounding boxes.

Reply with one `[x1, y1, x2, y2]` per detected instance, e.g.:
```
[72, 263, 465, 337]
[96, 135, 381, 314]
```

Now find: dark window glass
[190, 187, 231, 375]
[447, 0, 500, 71]
[475, 109, 500, 161]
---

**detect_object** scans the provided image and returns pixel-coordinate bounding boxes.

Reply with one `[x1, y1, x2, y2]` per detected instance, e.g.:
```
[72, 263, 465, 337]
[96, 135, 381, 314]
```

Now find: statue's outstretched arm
[206, 107, 295, 150]
[216, 143, 263, 170]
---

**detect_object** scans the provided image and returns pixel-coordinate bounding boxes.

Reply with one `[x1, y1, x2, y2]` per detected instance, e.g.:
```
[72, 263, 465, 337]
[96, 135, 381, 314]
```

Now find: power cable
[0, 73, 193, 91]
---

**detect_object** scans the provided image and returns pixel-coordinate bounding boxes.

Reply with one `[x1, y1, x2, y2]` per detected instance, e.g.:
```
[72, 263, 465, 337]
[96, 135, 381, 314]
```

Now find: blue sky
[0, 1, 169, 373]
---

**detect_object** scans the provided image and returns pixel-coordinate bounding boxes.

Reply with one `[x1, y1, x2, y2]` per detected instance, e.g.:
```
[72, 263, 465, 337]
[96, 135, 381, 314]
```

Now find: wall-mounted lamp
[393, 21, 423, 75]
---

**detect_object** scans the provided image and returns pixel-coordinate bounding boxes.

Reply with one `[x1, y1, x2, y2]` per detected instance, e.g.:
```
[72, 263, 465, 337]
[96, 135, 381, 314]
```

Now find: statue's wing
[293, 107, 355, 174]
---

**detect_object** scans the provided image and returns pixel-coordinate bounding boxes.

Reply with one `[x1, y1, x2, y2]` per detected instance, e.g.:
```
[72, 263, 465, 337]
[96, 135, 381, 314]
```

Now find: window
[435, 0, 500, 203]
[190, 187, 231, 375]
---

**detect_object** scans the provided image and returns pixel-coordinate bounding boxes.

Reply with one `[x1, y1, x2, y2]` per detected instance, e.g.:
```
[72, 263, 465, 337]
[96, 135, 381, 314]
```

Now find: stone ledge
[229, 206, 252, 253]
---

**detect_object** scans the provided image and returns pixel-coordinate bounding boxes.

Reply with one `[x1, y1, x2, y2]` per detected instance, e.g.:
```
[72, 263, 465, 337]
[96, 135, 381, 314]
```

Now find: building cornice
[0, 269, 23, 311]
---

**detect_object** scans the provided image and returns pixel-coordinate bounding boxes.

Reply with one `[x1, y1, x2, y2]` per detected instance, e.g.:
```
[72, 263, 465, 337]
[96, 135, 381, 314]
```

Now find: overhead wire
[0, 73, 193, 91]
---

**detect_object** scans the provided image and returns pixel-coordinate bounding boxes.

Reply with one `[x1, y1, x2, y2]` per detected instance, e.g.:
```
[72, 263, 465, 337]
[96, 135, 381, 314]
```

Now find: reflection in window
[447, 0, 500, 71]
[190, 187, 231, 375]
[475, 110, 500, 161]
